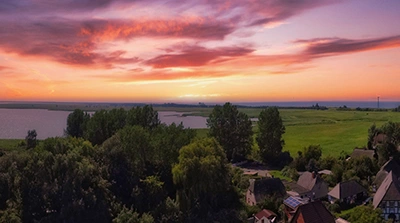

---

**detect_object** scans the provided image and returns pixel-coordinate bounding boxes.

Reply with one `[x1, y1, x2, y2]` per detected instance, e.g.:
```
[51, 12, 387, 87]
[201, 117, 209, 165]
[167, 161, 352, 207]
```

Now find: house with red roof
[254, 209, 277, 223]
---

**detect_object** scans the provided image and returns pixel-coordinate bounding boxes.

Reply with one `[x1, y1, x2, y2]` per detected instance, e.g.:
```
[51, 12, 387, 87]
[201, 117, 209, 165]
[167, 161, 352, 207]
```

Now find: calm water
[0, 109, 207, 139]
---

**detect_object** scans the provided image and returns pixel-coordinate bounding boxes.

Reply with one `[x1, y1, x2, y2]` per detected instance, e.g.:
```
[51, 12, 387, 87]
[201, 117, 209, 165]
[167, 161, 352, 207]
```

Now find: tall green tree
[127, 105, 160, 129]
[206, 102, 253, 162]
[257, 107, 285, 165]
[65, 109, 90, 138]
[172, 138, 242, 221]
[85, 110, 111, 145]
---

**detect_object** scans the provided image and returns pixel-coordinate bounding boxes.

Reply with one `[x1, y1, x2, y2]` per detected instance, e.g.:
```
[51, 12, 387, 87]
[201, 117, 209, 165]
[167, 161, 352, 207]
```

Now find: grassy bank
[0, 139, 25, 152]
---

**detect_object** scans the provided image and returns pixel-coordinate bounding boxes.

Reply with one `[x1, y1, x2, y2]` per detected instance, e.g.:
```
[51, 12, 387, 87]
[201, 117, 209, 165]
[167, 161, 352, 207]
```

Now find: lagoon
[0, 109, 207, 139]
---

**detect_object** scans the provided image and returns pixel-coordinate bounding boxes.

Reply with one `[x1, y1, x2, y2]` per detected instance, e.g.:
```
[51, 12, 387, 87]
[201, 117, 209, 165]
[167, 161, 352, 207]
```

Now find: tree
[25, 129, 37, 149]
[367, 123, 380, 150]
[65, 109, 90, 138]
[344, 205, 384, 223]
[172, 138, 242, 220]
[257, 107, 285, 165]
[207, 102, 253, 162]
[113, 207, 154, 223]
[127, 105, 160, 129]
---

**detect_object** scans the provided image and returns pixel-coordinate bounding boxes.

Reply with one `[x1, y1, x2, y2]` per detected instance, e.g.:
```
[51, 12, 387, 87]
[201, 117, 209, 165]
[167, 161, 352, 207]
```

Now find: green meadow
[279, 109, 400, 157]
[193, 108, 400, 158]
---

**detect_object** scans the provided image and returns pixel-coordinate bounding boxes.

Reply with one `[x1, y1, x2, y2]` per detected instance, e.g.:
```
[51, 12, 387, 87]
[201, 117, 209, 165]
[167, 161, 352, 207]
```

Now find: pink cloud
[145, 45, 254, 68]
[297, 35, 400, 57]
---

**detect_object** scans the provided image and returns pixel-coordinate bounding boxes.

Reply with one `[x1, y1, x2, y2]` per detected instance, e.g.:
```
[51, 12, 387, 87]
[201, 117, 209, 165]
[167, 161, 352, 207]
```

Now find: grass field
[279, 109, 400, 157]
[194, 108, 400, 158]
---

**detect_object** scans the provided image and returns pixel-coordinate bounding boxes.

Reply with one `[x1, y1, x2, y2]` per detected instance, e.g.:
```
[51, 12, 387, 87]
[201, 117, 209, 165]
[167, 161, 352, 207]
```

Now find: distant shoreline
[0, 100, 399, 111]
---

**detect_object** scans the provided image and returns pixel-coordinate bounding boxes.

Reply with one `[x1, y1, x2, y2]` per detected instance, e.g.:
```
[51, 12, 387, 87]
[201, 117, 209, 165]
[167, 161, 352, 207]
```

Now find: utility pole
[377, 97, 380, 109]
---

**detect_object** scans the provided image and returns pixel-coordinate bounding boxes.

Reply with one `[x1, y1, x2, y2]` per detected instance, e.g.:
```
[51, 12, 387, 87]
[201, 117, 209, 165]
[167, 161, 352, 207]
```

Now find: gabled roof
[328, 180, 367, 200]
[290, 201, 335, 223]
[335, 218, 350, 223]
[373, 170, 400, 208]
[297, 171, 323, 191]
[318, 170, 332, 175]
[373, 133, 387, 146]
[350, 148, 375, 159]
[255, 209, 277, 220]
[285, 181, 309, 195]
[249, 178, 286, 202]
[374, 158, 400, 187]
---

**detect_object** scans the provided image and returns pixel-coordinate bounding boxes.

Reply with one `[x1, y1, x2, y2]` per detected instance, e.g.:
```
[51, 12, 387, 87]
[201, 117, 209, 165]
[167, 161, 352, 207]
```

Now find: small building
[254, 209, 277, 223]
[328, 180, 367, 204]
[288, 171, 329, 199]
[246, 178, 286, 206]
[373, 170, 400, 222]
[290, 201, 335, 223]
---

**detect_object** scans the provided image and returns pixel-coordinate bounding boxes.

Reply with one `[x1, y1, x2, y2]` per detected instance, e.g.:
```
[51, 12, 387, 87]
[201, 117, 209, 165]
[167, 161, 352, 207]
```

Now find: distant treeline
[1, 102, 399, 111]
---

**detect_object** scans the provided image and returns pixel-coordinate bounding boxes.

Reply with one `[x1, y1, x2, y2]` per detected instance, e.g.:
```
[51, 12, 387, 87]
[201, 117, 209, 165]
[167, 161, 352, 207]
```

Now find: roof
[297, 171, 322, 191]
[249, 178, 286, 202]
[350, 148, 375, 159]
[373, 170, 400, 208]
[318, 170, 332, 175]
[255, 209, 277, 220]
[373, 133, 387, 146]
[285, 181, 309, 195]
[290, 201, 335, 223]
[374, 158, 400, 187]
[335, 218, 350, 223]
[284, 196, 308, 210]
[243, 171, 258, 176]
[328, 180, 367, 200]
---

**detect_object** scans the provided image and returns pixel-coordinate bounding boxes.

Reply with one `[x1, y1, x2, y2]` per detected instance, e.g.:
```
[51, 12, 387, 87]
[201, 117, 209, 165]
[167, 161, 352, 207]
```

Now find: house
[287, 171, 329, 199]
[374, 158, 400, 188]
[290, 200, 335, 223]
[350, 147, 375, 159]
[246, 178, 286, 206]
[254, 209, 277, 223]
[283, 196, 309, 219]
[328, 180, 367, 204]
[373, 170, 400, 222]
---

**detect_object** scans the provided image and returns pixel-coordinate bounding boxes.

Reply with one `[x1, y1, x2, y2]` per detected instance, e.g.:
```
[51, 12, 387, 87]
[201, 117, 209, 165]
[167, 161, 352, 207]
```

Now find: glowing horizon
[1, 0, 400, 103]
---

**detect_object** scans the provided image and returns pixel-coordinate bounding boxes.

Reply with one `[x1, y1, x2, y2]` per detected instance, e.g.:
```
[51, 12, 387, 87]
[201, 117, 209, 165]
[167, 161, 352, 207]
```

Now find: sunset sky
[1, 0, 400, 103]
